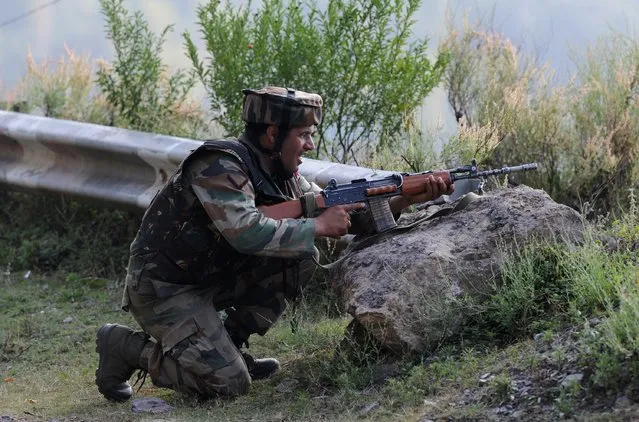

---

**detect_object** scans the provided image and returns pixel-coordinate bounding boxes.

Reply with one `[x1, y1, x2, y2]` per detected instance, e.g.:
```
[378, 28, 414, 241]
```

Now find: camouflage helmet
[242, 87, 322, 128]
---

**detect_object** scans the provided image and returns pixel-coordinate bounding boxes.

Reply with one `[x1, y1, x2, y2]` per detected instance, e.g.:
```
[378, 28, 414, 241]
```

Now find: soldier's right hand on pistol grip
[314, 203, 365, 238]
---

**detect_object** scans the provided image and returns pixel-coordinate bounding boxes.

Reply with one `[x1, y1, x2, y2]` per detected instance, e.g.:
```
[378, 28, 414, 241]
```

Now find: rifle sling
[313, 192, 481, 270]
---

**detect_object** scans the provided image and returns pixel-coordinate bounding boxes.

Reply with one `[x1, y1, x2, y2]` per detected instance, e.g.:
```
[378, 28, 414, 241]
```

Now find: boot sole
[95, 323, 132, 402]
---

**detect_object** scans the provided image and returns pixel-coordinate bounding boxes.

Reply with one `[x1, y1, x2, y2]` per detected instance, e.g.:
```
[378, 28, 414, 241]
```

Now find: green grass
[2, 195, 639, 420]
[1, 265, 636, 421]
[0, 191, 138, 279]
[0, 273, 422, 421]
[0, 273, 356, 420]
[0, 268, 636, 421]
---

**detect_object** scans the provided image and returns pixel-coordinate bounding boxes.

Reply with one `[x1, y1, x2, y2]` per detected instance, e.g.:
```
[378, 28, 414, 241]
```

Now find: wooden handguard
[401, 171, 452, 195]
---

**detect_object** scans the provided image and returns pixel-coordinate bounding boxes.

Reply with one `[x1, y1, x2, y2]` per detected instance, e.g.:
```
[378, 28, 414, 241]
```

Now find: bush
[440, 12, 639, 217]
[461, 241, 572, 342]
[0, 191, 138, 279]
[9, 46, 112, 123]
[449, 212, 639, 396]
[184, 0, 448, 163]
[97, 0, 211, 138]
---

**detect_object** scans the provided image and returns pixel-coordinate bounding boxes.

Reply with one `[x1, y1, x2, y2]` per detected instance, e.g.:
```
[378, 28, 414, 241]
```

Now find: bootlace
[241, 352, 256, 369]
[132, 369, 149, 393]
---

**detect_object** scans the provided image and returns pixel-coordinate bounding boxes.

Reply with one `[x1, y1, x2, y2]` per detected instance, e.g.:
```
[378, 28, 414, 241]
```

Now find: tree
[184, 0, 448, 164]
[97, 0, 206, 137]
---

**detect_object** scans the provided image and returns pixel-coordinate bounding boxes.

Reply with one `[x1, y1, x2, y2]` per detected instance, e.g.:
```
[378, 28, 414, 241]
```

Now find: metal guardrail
[0, 111, 396, 210]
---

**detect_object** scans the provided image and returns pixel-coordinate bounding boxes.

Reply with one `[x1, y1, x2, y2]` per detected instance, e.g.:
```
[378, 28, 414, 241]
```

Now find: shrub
[97, 0, 211, 138]
[184, 0, 449, 163]
[0, 191, 138, 279]
[9, 46, 111, 124]
[462, 241, 572, 342]
[440, 12, 639, 217]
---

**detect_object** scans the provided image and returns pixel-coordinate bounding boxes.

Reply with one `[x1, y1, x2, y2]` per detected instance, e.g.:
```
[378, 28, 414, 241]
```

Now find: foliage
[385, 351, 482, 406]
[97, 0, 210, 138]
[440, 12, 639, 217]
[449, 213, 639, 396]
[576, 212, 639, 393]
[567, 32, 639, 216]
[0, 191, 138, 279]
[441, 12, 526, 141]
[184, 0, 449, 164]
[358, 106, 501, 174]
[481, 242, 572, 337]
[8, 46, 112, 123]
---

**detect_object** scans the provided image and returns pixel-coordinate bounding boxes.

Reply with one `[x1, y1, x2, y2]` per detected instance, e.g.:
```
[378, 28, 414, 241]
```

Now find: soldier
[95, 86, 451, 401]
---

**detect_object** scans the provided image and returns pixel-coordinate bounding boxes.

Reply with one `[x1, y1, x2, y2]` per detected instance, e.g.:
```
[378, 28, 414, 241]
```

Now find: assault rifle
[259, 159, 538, 233]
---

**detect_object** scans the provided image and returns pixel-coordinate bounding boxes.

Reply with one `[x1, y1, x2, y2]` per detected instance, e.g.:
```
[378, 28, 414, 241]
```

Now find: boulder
[331, 186, 585, 355]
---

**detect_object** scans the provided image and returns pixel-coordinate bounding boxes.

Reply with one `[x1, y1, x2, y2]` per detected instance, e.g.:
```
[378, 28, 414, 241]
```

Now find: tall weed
[10, 46, 111, 123]
[441, 12, 639, 217]
[563, 241, 635, 318]
[364, 108, 499, 173]
[97, 0, 212, 139]
[461, 241, 572, 342]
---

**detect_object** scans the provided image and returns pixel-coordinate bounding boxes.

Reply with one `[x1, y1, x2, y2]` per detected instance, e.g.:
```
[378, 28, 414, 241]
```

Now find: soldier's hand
[314, 203, 365, 238]
[403, 175, 454, 205]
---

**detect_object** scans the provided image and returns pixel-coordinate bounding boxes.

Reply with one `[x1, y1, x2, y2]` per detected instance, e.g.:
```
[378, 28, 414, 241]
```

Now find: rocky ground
[417, 320, 638, 421]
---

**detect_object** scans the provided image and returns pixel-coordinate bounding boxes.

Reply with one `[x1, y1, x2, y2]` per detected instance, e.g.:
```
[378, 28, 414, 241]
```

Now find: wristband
[300, 192, 317, 217]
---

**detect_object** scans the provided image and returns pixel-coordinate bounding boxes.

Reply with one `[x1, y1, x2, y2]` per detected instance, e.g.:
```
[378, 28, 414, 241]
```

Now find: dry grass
[437, 11, 639, 216]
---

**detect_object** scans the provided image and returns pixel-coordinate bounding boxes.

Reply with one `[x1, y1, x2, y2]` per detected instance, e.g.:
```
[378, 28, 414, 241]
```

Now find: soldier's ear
[264, 126, 278, 149]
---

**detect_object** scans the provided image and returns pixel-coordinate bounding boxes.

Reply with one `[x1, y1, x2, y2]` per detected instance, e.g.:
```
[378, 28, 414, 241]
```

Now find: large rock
[331, 186, 585, 355]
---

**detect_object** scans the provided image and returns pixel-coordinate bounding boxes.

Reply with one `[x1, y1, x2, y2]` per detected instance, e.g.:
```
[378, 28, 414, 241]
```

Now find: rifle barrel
[481, 163, 538, 176]
[452, 163, 538, 180]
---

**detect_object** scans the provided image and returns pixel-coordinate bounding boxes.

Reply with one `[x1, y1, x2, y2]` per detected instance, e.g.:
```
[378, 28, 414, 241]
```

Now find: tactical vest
[129, 137, 298, 285]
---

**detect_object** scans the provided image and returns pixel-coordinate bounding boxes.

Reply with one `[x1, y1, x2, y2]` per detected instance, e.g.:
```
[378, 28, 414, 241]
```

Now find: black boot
[242, 352, 280, 380]
[95, 323, 151, 402]
[231, 335, 280, 380]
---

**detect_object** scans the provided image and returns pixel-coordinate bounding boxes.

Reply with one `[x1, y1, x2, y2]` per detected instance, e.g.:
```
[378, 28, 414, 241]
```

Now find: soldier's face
[280, 125, 316, 173]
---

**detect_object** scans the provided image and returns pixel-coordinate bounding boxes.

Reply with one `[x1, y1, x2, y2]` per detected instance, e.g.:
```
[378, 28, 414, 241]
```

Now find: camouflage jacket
[128, 134, 320, 285]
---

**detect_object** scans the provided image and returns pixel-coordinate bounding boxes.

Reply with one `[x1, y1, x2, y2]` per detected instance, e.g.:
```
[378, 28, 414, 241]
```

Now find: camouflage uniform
[118, 87, 332, 398]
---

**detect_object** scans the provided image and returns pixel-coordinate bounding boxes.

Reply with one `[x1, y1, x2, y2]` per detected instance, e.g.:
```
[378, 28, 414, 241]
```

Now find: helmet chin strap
[270, 125, 294, 180]
[245, 126, 293, 179]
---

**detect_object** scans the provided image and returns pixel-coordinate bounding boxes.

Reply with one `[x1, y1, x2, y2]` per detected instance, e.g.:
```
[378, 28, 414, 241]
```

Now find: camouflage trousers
[121, 253, 317, 398]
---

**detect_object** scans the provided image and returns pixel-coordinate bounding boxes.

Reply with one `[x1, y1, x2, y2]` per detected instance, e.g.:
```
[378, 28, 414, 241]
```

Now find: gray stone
[275, 378, 299, 393]
[332, 186, 584, 355]
[614, 395, 631, 409]
[480, 373, 495, 384]
[359, 401, 380, 416]
[131, 397, 173, 414]
[560, 373, 584, 388]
